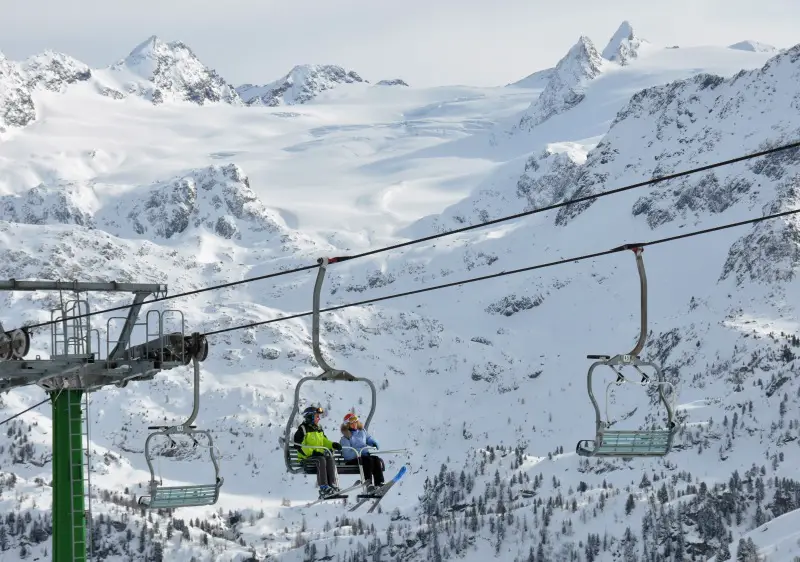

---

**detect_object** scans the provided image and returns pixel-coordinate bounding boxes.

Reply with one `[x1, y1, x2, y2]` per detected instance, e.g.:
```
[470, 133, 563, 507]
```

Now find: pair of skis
[304, 479, 363, 508]
[348, 465, 407, 513]
[303, 465, 407, 513]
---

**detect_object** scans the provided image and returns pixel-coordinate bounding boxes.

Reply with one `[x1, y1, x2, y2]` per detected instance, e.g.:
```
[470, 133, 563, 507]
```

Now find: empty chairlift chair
[138, 334, 223, 509]
[575, 245, 678, 458]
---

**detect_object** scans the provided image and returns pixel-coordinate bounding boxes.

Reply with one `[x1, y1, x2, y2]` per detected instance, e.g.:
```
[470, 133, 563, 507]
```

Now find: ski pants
[304, 453, 337, 487]
[346, 455, 385, 486]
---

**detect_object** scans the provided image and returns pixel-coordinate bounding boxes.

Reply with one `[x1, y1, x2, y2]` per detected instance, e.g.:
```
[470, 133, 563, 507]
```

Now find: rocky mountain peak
[107, 35, 241, 105]
[236, 64, 366, 106]
[601, 20, 648, 65]
[516, 35, 605, 131]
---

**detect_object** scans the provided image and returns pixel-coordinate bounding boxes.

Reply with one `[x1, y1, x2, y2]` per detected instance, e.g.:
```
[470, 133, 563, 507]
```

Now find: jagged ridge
[516, 36, 606, 131]
[236, 64, 366, 106]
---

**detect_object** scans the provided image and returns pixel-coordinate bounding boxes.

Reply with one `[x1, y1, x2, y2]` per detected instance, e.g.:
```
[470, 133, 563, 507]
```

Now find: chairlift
[575, 245, 678, 458]
[282, 257, 407, 495]
[138, 333, 223, 509]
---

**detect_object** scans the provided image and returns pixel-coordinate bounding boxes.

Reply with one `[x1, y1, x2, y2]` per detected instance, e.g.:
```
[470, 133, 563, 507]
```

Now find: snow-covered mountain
[514, 35, 607, 132]
[601, 20, 649, 65]
[505, 20, 646, 92]
[236, 64, 367, 106]
[729, 40, 778, 53]
[97, 35, 242, 105]
[1, 24, 800, 562]
[0, 35, 241, 136]
[376, 78, 409, 87]
[20, 50, 92, 93]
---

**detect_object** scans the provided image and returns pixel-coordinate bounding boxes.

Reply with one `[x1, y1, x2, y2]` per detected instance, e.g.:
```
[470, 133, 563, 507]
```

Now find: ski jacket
[294, 422, 335, 460]
[340, 424, 379, 461]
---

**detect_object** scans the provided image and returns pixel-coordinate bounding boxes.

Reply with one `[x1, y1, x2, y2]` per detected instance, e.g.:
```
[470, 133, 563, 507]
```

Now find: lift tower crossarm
[0, 280, 166, 293]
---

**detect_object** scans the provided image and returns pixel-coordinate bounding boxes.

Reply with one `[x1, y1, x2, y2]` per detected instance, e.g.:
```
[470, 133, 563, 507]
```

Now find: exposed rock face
[98, 164, 283, 240]
[21, 51, 92, 92]
[0, 53, 36, 133]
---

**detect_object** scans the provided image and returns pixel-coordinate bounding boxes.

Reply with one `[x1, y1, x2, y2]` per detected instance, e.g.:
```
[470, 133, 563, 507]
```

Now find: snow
[729, 40, 779, 53]
[1, 26, 800, 562]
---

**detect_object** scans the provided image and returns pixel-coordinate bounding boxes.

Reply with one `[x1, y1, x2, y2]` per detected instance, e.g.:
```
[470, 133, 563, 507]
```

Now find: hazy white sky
[0, 0, 797, 87]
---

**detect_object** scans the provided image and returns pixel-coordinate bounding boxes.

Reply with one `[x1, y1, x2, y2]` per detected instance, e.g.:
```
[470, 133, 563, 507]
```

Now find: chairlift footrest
[148, 425, 198, 430]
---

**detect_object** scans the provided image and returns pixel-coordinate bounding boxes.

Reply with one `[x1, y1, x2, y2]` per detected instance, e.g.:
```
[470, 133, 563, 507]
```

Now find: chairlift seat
[139, 478, 224, 509]
[287, 448, 361, 475]
[577, 429, 674, 458]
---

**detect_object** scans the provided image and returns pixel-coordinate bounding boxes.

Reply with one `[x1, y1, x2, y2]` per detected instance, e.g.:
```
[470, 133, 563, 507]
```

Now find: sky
[0, 0, 798, 88]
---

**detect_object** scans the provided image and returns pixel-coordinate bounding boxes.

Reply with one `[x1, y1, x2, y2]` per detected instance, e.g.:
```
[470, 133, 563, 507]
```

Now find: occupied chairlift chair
[282, 257, 406, 490]
[575, 244, 678, 458]
[138, 332, 224, 509]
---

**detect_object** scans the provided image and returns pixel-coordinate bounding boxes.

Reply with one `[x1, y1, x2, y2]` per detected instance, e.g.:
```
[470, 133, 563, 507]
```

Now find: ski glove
[371, 440, 379, 450]
[331, 442, 342, 450]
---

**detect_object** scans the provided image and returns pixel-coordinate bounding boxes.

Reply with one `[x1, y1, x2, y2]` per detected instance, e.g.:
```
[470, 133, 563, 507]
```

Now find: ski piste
[348, 465, 407, 513]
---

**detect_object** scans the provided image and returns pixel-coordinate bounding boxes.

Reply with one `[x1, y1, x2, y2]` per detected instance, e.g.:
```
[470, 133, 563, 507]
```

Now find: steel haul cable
[202, 205, 800, 336]
[9, 139, 800, 332]
[2, 204, 797, 422]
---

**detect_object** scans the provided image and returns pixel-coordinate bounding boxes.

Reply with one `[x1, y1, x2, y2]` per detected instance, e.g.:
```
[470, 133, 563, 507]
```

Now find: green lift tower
[0, 280, 211, 561]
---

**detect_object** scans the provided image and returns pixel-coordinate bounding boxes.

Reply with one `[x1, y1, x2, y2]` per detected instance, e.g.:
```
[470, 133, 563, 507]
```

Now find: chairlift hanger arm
[589, 244, 648, 360]
[312, 256, 353, 373]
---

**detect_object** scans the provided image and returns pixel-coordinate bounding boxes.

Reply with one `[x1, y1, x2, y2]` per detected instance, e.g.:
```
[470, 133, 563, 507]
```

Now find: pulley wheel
[10, 329, 30, 359]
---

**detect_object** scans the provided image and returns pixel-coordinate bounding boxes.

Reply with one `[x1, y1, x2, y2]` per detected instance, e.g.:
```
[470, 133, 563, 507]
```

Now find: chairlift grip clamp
[317, 255, 354, 266]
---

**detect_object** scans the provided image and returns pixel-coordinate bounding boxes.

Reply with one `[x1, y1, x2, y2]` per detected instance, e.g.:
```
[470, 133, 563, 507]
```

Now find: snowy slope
[1, 24, 800, 562]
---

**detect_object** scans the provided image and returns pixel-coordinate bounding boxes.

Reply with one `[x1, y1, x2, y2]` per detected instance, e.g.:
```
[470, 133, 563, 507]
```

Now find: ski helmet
[302, 405, 324, 422]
